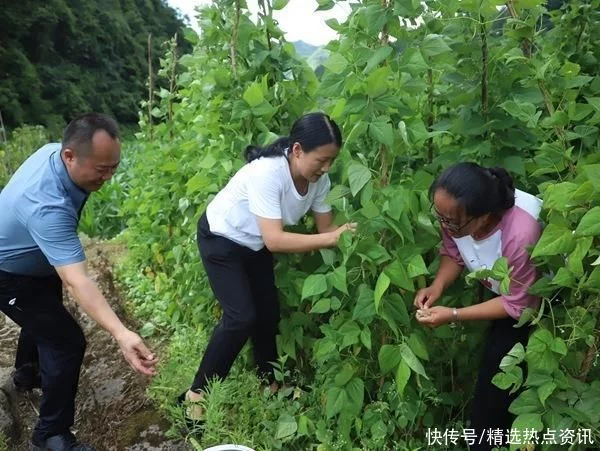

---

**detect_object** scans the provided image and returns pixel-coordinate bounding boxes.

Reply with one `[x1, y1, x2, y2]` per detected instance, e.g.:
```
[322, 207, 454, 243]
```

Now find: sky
[166, 0, 351, 46]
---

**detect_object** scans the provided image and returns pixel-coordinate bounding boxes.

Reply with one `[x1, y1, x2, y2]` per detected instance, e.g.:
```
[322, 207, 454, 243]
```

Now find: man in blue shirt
[0, 113, 158, 451]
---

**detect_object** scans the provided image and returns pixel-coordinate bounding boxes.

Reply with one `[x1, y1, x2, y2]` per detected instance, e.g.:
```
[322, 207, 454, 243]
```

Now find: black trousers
[0, 270, 86, 442]
[191, 213, 280, 391]
[469, 317, 532, 451]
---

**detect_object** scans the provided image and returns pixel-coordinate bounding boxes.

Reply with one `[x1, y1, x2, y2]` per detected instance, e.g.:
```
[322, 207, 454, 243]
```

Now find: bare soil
[0, 241, 188, 451]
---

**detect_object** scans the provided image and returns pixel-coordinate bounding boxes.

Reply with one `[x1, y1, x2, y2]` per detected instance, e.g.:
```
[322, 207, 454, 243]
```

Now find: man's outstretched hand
[115, 329, 158, 376]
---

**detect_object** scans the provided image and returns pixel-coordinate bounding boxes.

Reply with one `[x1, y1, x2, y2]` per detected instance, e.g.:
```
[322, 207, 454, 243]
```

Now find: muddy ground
[0, 242, 189, 451]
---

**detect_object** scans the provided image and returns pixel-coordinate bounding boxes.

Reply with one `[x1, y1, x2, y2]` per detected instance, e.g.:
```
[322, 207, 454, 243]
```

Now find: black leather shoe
[30, 432, 96, 451]
[14, 364, 42, 392]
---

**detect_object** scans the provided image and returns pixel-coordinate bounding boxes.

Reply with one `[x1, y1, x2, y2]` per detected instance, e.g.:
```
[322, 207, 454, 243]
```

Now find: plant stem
[168, 34, 178, 140]
[480, 16, 489, 133]
[231, 0, 241, 80]
[379, 0, 391, 185]
[147, 33, 153, 140]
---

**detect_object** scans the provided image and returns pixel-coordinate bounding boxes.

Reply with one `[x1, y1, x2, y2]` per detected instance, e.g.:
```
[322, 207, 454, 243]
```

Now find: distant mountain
[292, 40, 320, 58]
[292, 40, 330, 74]
[307, 47, 330, 70]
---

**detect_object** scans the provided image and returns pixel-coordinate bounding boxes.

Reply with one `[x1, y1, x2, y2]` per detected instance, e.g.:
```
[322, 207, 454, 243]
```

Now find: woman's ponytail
[487, 167, 515, 210]
[244, 136, 291, 163]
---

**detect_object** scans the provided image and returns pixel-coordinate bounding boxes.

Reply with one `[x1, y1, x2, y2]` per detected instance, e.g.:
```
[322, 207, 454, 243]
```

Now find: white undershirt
[206, 155, 331, 251]
[451, 189, 542, 294]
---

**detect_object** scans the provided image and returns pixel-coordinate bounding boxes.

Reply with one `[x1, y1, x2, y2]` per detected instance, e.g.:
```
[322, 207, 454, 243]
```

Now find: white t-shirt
[206, 155, 332, 251]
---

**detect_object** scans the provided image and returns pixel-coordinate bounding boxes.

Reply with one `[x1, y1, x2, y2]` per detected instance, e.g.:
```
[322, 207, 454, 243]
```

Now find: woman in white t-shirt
[179, 112, 355, 419]
[414, 162, 542, 450]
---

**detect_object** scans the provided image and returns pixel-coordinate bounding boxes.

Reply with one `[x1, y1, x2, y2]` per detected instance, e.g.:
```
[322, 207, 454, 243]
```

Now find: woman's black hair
[244, 112, 342, 163]
[430, 162, 515, 218]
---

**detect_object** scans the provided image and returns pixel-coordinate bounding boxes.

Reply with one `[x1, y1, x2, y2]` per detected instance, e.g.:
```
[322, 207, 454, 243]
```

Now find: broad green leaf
[408, 333, 429, 361]
[531, 224, 575, 258]
[399, 343, 428, 379]
[334, 364, 354, 386]
[326, 185, 351, 203]
[345, 121, 368, 147]
[551, 267, 576, 288]
[326, 387, 346, 418]
[348, 163, 372, 197]
[394, 0, 422, 17]
[526, 369, 555, 387]
[567, 125, 599, 141]
[363, 45, 393, 74]
[540, 110, 568, 128]
[500, 100, 541, 127]
[360, 327, 372, 350]
[384, 260, 414, 291]
[586, 96, 600, 112]
[374, 272, 391, 311]
[527, 277, 552, 297]
[499, 343, 525, 370]
[345, 377, 364, 415]
[310, 298, 331, 314]
[378, 344, 402, 374]
[325, 18, 341, 31]
[324, 52, 349, 74]
[276, 413, 298, 439]
[543, 182, 578, 211]
[301, 274, 328, 300]
[528, 328, 553, 350]
[330, 266, 348, 294]
[353, 284, 376, 324]
[186, 173, 211, 194]
[583, 164, 600, 192]
[316, 0, 335, 10]
[420, 34, 452, 58]
[512, 413, 543, 434]
[502, 156, 526, 177]
[492, 257, 510, 278]
[243, 82, 264, 107]
[272, 0, 289, 9]
[526, 329, 560, 372]
[565, 75, 593, 88]
[509, 389, 544, 415]
[492, 371, 516, 390]
[550, 337, 568, 356]
[571, 181, 595, 205]
[568, 237, 592, 277]
[574, 386, 600, 423]
[339, 320, 361, 349]
[538, 381, 556, 406]
[406, 255, 429, 278]
[574, 207, 600, 236]
[492, 366, 522, 392]
[320, 249, 336, 266]
[395, 360, 411, 395]
[365, 67, 391, 98]
[369, 119, 394, 148]
[381, 293, 410, 331]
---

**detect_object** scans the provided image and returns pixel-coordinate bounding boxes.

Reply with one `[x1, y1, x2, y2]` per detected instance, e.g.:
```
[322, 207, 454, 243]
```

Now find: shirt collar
[50, 146, 89, 206]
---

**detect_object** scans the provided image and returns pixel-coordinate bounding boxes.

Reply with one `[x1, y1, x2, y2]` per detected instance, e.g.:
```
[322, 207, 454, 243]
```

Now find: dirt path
[0, 241, 188, 451]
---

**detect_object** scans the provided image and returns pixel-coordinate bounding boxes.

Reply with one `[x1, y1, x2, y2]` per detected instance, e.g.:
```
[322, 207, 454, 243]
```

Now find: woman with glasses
[414, 162, 542, 451]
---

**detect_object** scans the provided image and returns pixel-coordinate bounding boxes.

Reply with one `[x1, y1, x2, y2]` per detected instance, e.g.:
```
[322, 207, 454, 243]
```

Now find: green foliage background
[3, 0, 600, 449]
[113, 0, 600, 449]
[0, 0, 190, 132]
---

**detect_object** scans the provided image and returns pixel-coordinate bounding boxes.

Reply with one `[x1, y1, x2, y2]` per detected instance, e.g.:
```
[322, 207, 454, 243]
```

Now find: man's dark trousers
[0, 269, 86, 442]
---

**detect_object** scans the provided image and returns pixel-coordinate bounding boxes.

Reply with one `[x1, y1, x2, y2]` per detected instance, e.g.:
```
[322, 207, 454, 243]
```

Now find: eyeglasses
[431, 205, 476, 234]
